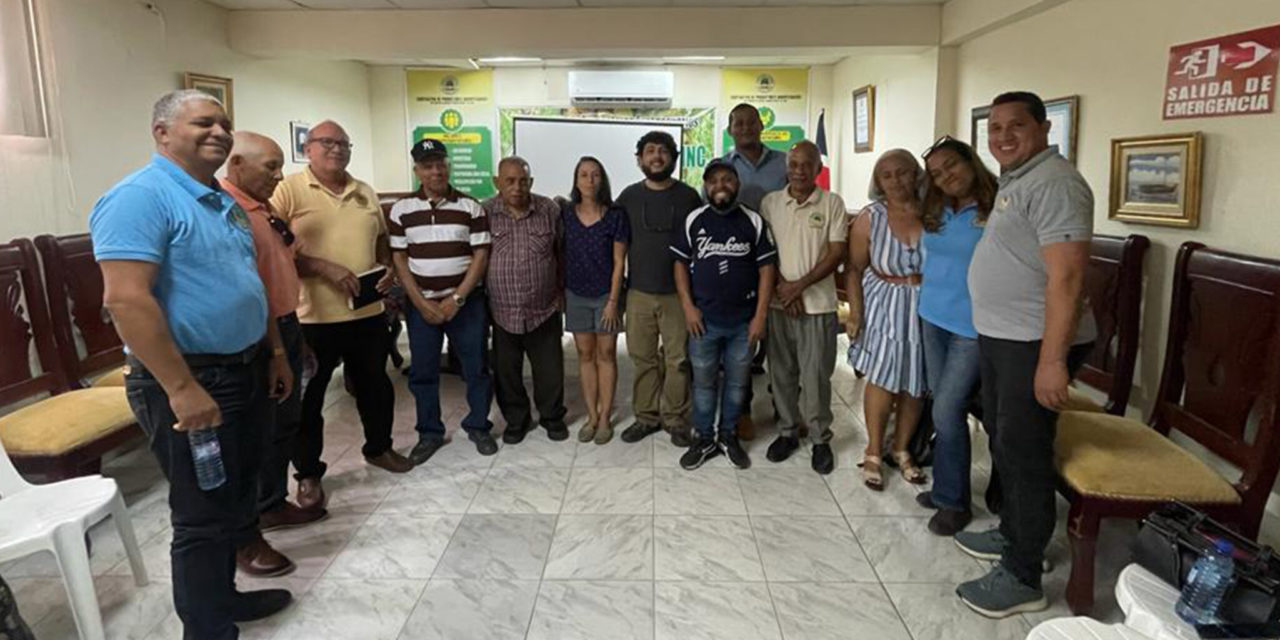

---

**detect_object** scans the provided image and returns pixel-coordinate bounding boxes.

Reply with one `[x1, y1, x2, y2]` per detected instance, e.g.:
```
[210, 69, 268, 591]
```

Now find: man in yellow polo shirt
[271, 120, 413, 509]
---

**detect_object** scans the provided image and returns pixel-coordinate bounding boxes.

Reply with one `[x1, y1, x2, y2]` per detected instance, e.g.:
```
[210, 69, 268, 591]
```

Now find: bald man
[271, 120, 413, 504]
[759, 141, 848, 475]
[482, 157, 568, 444]
[220, 132, 327, 579]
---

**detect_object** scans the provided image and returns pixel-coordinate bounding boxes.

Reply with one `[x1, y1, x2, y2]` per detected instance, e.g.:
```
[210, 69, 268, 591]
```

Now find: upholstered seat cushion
[89, 365, 126, 388]
[1055, 411, 1240, 505]
[1062, 386, 1105, 413]
[0, 388, 136, 456]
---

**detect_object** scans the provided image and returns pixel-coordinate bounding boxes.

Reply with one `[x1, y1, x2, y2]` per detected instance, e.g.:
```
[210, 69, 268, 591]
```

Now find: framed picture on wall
[852, 85, 875, 153]
[183, 73, 234, 125]
[1108, 132, 1203, 228]
[290, 121, 310, 164]
[970, 95, 1080, 170]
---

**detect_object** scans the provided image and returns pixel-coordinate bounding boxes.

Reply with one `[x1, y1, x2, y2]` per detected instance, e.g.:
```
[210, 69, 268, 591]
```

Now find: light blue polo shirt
[722, 147, 787, 212]
[90, 153, 268, 355]
[920, 203, 983, 339]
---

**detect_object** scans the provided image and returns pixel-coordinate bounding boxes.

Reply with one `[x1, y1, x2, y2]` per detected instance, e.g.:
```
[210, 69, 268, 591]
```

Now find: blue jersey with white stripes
[670, 203, 777, 325]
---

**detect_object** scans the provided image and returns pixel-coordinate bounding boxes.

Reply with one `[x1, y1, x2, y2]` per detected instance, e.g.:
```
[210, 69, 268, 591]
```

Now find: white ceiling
[210, 0, 944, 9]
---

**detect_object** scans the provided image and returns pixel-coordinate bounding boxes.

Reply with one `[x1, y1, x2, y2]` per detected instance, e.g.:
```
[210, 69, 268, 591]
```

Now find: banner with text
[719, 67, 808, 155]
[1163, 24, 1280, 120]
[407, 69, 497, 198]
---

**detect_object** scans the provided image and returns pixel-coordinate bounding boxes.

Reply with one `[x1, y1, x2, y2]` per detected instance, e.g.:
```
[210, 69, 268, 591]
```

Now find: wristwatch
[453, 293, 467, 308]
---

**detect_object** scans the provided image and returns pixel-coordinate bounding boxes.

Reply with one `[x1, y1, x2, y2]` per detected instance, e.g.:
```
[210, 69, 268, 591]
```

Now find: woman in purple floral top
[562, 157, 630, 444]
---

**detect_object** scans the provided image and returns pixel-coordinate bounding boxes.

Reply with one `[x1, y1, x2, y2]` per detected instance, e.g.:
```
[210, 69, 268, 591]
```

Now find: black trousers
[297, 315, 395, 478]
[492, 314, 567, 433]
[0, 577, 33, 640]
[979, 335, 1092, 589]
[124, 347, 268, 640]
[258, 313, 304, 513]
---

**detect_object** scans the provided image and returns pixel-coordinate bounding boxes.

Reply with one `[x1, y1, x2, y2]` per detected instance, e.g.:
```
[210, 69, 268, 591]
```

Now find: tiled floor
[8, 336, 1280, 639]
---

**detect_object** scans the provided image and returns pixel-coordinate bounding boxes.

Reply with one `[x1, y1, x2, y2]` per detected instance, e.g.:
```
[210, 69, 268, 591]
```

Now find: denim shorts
[564, 290, 624, 334]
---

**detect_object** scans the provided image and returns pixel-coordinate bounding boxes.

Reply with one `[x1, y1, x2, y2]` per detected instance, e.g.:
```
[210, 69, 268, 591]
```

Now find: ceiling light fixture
[476, 57, 543, 64]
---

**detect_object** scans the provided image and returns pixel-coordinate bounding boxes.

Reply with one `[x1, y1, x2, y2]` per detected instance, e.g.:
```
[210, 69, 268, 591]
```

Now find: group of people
[60, 86, 1093, 638]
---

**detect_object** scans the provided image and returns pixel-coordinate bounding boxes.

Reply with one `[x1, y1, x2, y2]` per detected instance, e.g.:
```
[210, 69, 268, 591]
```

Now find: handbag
[1133, 502, 1280, 624]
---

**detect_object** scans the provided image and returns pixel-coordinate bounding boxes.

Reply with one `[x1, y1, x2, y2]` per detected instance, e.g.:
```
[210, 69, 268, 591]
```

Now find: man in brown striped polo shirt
[389, 138, 497, 464]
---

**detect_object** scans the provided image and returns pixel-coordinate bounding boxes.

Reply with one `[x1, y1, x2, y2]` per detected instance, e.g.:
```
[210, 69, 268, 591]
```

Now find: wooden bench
[34, 234, 126, 389]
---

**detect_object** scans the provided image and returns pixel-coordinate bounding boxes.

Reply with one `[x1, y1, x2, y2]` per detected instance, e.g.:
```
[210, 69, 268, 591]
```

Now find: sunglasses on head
[268, 215, 295, 246]
[922, 135, 958, 160]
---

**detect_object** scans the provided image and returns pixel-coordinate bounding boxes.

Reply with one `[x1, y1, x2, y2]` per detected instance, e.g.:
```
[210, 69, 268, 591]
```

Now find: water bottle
[1176, 538, 1236, 624]
[188, 427, 227, 491]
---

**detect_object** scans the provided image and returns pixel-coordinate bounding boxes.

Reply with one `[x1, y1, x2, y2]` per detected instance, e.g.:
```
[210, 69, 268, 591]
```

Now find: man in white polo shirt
[759, 141, 847, 476]
[389, 139, 497, 463]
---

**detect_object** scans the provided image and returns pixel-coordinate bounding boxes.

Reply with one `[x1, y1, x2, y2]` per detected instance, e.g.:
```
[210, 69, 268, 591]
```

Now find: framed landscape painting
[183, 73, 234, 124]
[1109, 132, 1203, 228]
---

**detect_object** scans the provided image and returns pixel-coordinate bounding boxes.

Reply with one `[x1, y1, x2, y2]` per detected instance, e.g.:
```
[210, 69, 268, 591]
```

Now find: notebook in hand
[348, 266, 387, 310]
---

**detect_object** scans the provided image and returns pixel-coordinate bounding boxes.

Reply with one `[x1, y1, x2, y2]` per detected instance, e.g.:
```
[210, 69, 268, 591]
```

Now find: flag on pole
[815, 109, 831, 190]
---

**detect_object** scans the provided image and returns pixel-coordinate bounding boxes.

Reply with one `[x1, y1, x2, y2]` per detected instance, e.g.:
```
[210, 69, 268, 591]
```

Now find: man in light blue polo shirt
[721, 102, 788, 440]
[91, 89, 292, 639]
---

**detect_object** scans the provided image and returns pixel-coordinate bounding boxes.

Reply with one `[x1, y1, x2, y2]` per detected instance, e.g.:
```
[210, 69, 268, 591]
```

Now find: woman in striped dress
[845, 149, 928, 491]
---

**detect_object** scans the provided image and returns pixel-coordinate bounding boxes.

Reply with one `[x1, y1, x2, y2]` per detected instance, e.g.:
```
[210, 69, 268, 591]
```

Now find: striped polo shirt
[388, 187, 491, 299]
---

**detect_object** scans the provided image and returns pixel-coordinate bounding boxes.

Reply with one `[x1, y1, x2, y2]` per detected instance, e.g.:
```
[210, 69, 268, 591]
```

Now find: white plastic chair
[0, 438, 148, 640]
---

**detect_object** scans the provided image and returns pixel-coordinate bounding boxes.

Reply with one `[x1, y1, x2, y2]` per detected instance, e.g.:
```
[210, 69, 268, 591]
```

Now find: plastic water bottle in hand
[188, 427, 227, 491]
[1176, 538, 1236, 624]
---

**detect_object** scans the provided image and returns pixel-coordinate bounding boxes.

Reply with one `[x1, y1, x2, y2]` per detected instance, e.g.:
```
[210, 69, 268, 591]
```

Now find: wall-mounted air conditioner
[568, 70, 674, 108]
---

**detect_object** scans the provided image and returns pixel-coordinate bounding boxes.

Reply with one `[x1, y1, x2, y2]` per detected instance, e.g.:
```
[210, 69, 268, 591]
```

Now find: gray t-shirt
[968, 146, 1097, 343]
[617, 180, 704, 294]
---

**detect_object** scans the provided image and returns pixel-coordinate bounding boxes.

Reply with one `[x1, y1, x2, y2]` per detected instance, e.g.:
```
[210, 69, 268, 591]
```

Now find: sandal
[858, 455, 884, 491]
[892, 451, 928, 485]
[578, 423, 596, 443]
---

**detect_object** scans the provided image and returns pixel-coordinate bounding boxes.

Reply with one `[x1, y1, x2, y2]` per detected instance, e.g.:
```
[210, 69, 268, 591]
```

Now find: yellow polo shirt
[270, 167, 386, 324]
[759, 187, 849, 315]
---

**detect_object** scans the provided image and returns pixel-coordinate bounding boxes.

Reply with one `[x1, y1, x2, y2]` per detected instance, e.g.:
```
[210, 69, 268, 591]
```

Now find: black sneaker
[232, 589, 292, 622]
[408, 437, 446, 466]
[545, 424, 570, 442]
[680, 438, 721, 470]
[928, 508, 973, 537]
[622, 421, 662, 443]
[766, 436, 799, 463]
[811, 443, 834, 475]
[470, 431, 499, 456]
[668, 426, 694, 448]
[502, 425, 528, 445]
[722, 435, 751, 469]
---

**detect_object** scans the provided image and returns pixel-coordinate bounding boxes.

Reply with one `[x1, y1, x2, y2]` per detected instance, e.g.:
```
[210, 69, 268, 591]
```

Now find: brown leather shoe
[296, 477, 326, 511]
[365, 449, 414, 473]
[260, 502, 328, 533]
[237, 535, 296, 578]
[736, 415, 756, 441]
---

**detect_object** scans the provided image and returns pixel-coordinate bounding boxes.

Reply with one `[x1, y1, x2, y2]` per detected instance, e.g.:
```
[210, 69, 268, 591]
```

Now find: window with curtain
[0, 0, 47, 137]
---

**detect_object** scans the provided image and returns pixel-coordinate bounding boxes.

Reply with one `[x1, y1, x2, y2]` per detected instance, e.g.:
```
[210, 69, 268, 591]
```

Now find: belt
[126, 343, 262, 372]
[870, 268, 922, 287]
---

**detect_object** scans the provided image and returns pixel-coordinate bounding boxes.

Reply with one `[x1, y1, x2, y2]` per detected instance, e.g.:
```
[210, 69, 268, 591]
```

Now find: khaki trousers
[625, 290, 690, 429]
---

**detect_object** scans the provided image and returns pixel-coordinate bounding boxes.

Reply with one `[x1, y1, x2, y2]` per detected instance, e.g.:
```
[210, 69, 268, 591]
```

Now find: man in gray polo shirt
[954, 91, 1096, 618]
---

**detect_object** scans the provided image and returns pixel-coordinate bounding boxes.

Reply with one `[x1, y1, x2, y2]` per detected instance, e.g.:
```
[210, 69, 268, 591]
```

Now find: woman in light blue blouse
[915, 137, 999, 537]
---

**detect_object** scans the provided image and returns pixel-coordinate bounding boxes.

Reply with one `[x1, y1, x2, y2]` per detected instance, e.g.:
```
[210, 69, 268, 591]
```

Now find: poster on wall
[406, 69, 497, 199]
[719, 67, 808, 156]
[1163, 24, 1280, 120]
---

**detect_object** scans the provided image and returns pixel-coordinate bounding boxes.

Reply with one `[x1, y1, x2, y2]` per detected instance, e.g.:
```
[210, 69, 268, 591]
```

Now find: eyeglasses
[310, 137, 353, 152]
[922, 135, 957, 159]
[268, 215, 295, 246]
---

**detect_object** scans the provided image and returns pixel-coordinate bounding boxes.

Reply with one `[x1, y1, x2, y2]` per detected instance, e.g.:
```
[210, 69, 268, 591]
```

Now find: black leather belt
[127, 342, 262, 372]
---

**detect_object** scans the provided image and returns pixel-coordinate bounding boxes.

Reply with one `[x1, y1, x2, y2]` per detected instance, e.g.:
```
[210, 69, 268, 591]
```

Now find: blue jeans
[689, 321, 752, 440]
[406, 294, 493, 439]
[921, 319, 981, 512]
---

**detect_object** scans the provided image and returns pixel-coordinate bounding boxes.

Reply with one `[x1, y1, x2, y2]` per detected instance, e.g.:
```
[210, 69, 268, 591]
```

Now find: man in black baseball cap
[412, 138, 448, 163]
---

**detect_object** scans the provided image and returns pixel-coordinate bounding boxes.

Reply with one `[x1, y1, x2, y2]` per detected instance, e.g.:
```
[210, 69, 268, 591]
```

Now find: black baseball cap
[412, 138, 447, 162]
[702, 158, 738, 180]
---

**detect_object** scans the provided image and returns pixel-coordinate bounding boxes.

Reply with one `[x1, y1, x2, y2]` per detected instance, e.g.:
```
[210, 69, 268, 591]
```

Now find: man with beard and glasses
[615, 131, 704, 447]
[671, 159, 776, 470]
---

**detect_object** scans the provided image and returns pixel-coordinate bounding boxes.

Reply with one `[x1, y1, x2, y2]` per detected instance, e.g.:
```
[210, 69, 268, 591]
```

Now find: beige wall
[0, 0, 375, 241]
[953, 0, 1280, 410]
[829, 49, 942, 211]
